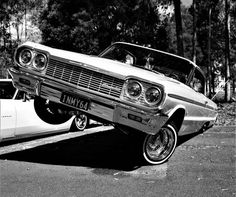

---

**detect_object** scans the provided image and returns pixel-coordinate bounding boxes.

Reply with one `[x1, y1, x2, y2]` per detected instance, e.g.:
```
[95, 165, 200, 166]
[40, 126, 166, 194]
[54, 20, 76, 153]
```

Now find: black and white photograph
[0, 0, 235, 196]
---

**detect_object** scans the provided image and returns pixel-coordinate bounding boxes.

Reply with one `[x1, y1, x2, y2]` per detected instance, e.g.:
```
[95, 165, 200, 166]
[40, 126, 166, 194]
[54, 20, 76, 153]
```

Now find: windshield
[100, 43, 193, 84]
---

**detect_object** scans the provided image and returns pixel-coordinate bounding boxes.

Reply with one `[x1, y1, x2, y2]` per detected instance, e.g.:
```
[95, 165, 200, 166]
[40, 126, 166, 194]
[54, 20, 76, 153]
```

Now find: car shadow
[0, 128, 143, 171]
[0, 123, 102, 147]
[177, 128, 206, 146]
[0, 126, 205, 171]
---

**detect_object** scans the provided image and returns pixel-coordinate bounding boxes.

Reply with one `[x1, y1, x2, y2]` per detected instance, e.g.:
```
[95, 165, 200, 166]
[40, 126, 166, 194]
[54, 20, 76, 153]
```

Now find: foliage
[38, 0, 170, 54]
[215, 102, 236, 126]
[0, 0, 236, 101]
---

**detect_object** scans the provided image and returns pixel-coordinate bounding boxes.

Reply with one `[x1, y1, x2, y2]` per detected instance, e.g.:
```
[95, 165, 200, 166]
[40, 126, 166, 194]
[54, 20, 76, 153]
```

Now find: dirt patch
[215, 102, 236, 126]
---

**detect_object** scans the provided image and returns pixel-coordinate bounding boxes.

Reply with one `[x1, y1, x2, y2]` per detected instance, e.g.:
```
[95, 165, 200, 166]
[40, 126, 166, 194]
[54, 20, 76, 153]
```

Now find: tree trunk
[225, 0, 231, 101]
[173, 0, 184, 56]
[25, 4, 27, 41]
[192, 0, 197, 63]
[207, 7, 212, 97]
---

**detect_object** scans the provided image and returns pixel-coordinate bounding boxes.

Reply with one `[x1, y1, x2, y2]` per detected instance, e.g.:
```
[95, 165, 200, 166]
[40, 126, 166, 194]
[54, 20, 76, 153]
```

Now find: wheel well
[166, 108, 185, 133]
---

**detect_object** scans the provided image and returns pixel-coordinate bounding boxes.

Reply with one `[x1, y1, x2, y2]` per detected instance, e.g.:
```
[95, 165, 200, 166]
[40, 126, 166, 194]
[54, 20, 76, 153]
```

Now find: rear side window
[190, 69, 205, 94]
[0, 82, 16, 99]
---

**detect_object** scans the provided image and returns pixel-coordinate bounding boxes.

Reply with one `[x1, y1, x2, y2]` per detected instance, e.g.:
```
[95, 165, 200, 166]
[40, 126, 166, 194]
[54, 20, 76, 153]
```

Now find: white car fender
[0, 99, 17, 139]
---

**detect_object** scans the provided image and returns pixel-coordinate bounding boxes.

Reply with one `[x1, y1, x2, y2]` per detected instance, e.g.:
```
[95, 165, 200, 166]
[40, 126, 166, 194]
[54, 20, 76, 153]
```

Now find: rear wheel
[70, 113, 89, 131]
[142, 124, 177, 165]
[34, 96, 71, 125]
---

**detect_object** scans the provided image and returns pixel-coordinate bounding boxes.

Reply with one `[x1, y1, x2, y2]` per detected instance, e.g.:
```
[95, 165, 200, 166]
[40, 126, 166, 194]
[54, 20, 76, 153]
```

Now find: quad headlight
[19, 49, 33, 66]
[126, 80, 142, 98]
[145, 87, 162, 105]
[16, 47, 48, 72]
[123, 78, 164, 108]
[33, 53, 47, 71]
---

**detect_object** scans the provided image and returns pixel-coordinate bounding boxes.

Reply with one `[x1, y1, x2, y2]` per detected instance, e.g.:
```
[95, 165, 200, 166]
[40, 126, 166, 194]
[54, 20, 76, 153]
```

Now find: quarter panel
[15, 99, 72, 136]
[163, 84, 217, 135]
[0, 99, 16, 139]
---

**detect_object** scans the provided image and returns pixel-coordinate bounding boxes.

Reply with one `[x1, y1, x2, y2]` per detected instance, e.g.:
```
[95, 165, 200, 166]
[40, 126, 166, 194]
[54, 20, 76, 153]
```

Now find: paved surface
[0, 125, 235, 197]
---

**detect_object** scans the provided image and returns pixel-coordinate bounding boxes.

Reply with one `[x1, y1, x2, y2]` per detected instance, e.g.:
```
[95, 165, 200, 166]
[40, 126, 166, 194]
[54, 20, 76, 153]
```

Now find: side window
[0, 82, 16, 99]
[190, 69, 205, 94]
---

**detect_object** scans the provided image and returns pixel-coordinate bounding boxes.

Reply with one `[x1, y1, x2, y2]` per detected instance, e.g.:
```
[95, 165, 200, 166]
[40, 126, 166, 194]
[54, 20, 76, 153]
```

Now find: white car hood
[23, 41, 182, 87]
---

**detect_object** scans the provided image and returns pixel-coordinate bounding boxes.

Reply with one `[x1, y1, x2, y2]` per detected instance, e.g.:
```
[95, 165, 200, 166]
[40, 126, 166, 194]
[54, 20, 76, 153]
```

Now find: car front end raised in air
[9, 42, 170, 135]
[9, 41, 217, 165]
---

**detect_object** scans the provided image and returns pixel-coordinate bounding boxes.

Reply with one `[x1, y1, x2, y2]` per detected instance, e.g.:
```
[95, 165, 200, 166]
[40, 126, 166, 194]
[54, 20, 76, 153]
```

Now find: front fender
[163, 105, 186, 132]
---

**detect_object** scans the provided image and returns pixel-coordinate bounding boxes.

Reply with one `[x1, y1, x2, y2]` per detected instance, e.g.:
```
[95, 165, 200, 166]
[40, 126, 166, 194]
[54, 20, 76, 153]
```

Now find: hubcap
[75, 114, 88, 130]
[144, 126, 176, 162]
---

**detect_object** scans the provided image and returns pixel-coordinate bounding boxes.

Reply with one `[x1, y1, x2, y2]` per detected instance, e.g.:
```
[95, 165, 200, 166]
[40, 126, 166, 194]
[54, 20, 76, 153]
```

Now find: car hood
[22, 42, 190, 93]
[23, 42, 179, 85]
[20, 42, 217, 111]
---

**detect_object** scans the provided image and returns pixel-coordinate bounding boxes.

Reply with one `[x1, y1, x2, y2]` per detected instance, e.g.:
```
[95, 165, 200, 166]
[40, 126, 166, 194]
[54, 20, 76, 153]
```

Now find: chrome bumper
[9, 68, 168, 135]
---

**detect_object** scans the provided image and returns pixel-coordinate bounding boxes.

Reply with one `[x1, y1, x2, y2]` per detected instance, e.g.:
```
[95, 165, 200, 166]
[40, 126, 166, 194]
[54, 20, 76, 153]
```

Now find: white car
[9, 42, 217, 165]
[0, 79, 89, 142]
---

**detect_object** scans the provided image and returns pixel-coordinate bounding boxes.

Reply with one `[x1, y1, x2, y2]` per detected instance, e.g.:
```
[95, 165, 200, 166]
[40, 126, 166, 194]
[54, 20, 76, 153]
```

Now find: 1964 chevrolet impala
[9, 42, 217, 164]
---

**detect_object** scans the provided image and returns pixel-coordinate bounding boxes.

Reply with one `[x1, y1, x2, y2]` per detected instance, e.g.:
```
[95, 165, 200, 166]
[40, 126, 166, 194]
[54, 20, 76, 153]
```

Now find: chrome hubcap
[145, 126, 175, 161]
[75, 114, 87, 130]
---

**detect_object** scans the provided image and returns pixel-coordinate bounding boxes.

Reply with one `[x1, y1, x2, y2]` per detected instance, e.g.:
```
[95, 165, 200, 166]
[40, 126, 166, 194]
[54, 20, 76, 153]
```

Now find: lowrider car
[9, 42, 218, 164]
[0, 79, 89, 142]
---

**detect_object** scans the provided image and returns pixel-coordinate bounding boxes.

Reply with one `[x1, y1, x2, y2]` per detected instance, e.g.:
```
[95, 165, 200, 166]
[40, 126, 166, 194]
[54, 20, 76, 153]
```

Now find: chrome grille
[46, 58, 124, 98]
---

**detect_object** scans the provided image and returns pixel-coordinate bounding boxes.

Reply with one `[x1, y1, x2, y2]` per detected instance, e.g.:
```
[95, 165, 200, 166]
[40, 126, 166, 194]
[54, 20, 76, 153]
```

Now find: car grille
[46, 58, 124, 98]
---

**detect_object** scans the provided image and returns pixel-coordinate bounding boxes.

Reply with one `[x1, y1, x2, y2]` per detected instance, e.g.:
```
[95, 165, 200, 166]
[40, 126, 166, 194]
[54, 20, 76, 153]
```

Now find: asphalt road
[0, 125, 235, 197]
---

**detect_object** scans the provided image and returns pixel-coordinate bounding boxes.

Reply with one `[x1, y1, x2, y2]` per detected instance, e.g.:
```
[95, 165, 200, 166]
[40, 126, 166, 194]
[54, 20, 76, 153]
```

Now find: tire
[34, 96, 71, 125]
[142, 124, 177, 165]
[70, 113, 89, 131]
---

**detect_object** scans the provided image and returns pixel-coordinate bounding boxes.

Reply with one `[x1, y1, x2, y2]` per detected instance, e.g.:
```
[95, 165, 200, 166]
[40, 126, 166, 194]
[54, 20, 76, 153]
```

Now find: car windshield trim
[99, 42, 194, 83]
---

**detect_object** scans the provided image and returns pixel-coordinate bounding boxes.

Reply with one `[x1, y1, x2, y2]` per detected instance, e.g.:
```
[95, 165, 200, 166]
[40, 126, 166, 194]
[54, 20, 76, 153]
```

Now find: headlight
[19, 49, 33, 66]
[126, 80, 142, 98]
[33, 53, 47, 71]
[145, 87, 161, 105]
[122, 78, 164, 108]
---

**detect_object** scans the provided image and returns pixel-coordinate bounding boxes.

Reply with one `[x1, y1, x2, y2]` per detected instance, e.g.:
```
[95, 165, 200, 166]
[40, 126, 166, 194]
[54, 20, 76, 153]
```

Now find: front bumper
[9, 68, 168, 135]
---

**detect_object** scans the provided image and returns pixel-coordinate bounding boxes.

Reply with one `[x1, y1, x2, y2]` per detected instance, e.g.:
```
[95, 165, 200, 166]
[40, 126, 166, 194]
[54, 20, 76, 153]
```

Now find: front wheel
[142, 124, 177, 165]
[34, 96, 71, 125]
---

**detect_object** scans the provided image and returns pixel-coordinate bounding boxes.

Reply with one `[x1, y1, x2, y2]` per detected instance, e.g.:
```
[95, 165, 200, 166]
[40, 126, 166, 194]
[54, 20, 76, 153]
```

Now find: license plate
[60, 92, 90, 111]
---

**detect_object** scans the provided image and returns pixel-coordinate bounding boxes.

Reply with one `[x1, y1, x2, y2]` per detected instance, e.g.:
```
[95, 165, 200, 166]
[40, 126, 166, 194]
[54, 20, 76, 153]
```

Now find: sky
[181, 0, 192, 7]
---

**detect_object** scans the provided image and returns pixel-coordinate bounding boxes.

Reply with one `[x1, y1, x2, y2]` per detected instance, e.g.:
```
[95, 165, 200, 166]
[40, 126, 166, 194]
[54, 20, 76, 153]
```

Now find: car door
[181, 69, 214, 134]
[0, 99, 17, 139]
[0, 81, 17, 140]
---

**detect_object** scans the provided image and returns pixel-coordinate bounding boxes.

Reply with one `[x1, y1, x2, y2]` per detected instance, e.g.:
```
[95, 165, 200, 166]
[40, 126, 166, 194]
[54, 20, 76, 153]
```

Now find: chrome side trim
[168, 93, 215, 111]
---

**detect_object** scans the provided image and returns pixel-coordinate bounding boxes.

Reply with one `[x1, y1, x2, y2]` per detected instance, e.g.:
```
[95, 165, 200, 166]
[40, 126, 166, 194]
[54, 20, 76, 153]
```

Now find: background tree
[38, 0, 169, 54]
[192, 0, 197, 63]
[173, 0, 184, 56]
[1, 0, 235, 101]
